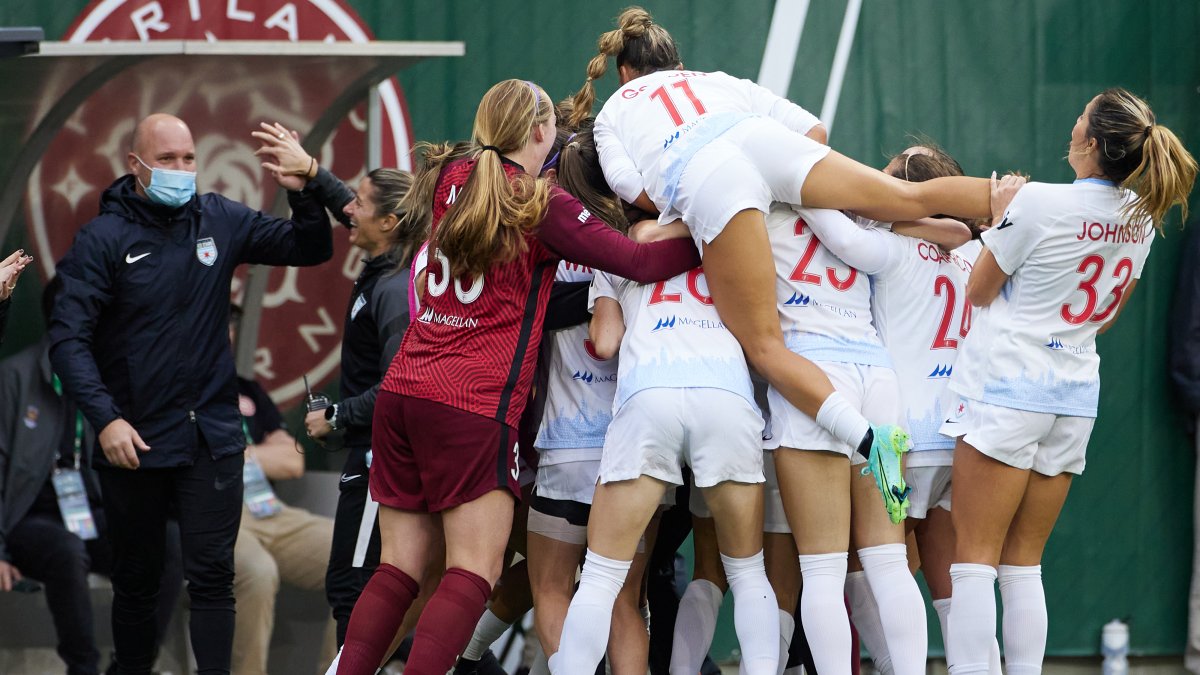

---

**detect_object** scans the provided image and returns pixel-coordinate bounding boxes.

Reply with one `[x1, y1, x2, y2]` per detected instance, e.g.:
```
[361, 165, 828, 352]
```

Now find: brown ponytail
[556, 118, 629, 233]
[570, 6, 682, 128]
[1087, 88, 1197, 231]
[433, 79, 554, 277]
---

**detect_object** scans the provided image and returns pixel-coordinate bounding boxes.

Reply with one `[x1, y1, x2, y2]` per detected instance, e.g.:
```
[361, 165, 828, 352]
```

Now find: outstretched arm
[891, 217, 973, 250]
[538, 189, 699, 284]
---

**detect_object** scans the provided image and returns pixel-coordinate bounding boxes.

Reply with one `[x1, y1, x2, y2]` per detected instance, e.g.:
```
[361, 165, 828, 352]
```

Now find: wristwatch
[324, 403, 340, 430]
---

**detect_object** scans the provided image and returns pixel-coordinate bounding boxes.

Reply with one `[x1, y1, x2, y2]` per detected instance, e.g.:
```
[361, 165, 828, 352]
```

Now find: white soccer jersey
[950, 180, 1155, 417]
[874, 238, 979, 457]
[595, 69, 821, 207]
[534, 262, 618, 460]
[590, 268, 754, 411]
[766, 205, 890, 366]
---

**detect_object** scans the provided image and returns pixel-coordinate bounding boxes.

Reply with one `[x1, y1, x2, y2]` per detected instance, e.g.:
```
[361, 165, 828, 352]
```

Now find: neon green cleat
[860, 424, 912, 524]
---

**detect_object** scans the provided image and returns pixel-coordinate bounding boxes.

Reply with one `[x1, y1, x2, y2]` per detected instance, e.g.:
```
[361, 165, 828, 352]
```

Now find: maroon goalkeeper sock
[336, 563, 419, 674]
[403, 567, 493, 675]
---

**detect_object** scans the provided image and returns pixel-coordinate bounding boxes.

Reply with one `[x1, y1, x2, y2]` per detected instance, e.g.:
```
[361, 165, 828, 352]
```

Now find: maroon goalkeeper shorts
[370, 390, 520, 512]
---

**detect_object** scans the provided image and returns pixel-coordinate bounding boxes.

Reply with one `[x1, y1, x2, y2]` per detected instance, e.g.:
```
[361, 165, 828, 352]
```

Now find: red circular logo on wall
[27, 0, 415, 407]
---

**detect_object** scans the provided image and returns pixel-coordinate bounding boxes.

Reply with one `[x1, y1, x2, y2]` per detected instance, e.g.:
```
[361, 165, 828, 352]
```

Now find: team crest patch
[196, 237, 218, 266]
[23, 405, 39, 429]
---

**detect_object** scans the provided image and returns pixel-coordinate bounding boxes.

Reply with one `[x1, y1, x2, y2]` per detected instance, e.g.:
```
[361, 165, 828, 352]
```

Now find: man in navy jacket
[48, 113, 332, 675]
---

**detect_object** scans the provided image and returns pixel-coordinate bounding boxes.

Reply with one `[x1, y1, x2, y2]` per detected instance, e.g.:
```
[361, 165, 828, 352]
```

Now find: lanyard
[51, 374, 84, 471]
[241, 417, 255, 446]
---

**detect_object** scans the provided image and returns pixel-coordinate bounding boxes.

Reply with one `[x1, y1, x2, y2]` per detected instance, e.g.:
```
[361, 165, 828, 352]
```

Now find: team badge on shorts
[196, 237, 218, 267]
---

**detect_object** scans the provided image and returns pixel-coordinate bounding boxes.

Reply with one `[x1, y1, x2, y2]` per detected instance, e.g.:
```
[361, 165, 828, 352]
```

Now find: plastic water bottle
[1101, 619, 1129, 675]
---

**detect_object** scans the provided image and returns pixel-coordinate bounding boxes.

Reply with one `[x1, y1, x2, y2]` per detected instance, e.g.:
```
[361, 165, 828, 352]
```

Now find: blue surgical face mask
[134, 155, 196, 208]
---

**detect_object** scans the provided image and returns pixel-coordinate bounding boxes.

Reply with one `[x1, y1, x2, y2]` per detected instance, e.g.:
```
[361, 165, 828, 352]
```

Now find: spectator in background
[0, 249, 33, 344]
[1170, 217, 1200, 675]
[253, 122, 422, 648]
[48, 113, 332, 674]
[0, 277, 182, 675]
[228, 303, 337, 675]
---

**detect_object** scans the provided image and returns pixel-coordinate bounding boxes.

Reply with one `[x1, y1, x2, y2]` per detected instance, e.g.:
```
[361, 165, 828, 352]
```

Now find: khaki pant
[233, 503, 336, 675]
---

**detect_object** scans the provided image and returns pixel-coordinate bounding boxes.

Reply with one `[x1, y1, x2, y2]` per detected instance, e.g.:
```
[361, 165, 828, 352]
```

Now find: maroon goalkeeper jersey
[381, 157, 700, 428]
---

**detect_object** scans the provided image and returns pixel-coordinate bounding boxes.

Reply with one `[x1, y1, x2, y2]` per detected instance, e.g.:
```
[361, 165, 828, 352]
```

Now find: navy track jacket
[49, 175, 332, 468]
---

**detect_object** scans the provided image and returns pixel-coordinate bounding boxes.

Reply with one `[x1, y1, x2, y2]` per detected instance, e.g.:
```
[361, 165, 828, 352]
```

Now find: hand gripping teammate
[333, 79, 701, 675]
[568, 8, 1003, 506]
[940, 89, 1195, 675]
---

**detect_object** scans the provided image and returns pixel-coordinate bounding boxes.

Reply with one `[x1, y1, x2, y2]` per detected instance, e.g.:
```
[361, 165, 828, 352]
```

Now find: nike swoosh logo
[340, 474, 362, 483]
[126, 252, 151, 264]
[213, 473, 240, 491]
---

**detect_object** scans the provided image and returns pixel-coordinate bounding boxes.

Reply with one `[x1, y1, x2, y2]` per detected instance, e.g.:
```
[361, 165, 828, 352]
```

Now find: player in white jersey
[757, 203, 925, 675]
[940, 89, 1196, 675]
[568, 8, 1001, 500]
[803, 145, 1020, 675]
[551, 258, 778, 674]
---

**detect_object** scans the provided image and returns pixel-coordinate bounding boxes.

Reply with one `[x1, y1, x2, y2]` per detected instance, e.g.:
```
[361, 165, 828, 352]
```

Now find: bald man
[48, 113, 333, 675]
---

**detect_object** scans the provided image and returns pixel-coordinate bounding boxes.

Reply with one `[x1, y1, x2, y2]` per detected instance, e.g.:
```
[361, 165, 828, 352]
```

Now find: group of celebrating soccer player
[254, 7, 1197, 675]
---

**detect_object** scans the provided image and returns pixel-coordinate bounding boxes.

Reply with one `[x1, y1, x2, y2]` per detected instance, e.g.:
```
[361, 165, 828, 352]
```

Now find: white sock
[324, 647, 340, 675]
[670, 579, 724, 675]
[798, 552, 852, 675]
[815, 391, 872, 449]
[936, 596, 1002, 675]
[549, 550, 631, 675]
[846, 570, 893, 675]
[723, 552, 779, 675]
[999, 565, 1047, 675]
[947, 563, 998, 675]
[462, 607, 511, 660]
[859, 544, 927, 675]
[777, 609, 796, 675]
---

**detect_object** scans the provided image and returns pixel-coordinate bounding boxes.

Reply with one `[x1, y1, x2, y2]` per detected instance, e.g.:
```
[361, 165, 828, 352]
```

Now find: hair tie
[480, 145, 502, 155]
[1143, 125, 1153, 138]
[525, 80, 541, 110]
[540, 133, 577, 173]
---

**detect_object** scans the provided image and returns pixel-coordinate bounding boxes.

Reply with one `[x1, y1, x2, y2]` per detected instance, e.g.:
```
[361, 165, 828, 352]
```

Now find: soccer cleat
[860, 424, 912, 524]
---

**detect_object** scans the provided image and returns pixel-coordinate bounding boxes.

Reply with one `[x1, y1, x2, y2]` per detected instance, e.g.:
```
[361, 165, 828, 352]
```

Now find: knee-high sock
[462, 608, 512, 661]
[846, 570, 893, 675]
[549, 550, 631, 675]
[336, 563, 419, 675]
[670, 579, 724, 675]
[947, 563, 998, 675]
[859, 544, 927, 675]
[776, 609, 795, 675]
[722, 552, 779, 675]
[999, 565, 1047, 675]
[935, 597, 1002, 675]
[405, 568, 493, 675]
[798, 552, 852, 675]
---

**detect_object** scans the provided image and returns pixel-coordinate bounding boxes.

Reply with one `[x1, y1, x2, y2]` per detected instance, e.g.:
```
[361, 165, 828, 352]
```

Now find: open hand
[0, 249, 33, 302]
[252, 122, 313, 191]
[989, 171, 1027, 227]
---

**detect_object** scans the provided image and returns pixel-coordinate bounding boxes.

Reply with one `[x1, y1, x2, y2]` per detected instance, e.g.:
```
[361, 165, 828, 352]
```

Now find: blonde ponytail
[433, 80, 554, 277]
[1123, 124, 1197, 231]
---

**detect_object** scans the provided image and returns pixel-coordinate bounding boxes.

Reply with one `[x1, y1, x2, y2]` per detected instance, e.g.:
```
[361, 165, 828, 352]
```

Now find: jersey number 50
[427, 249, 485, 304]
